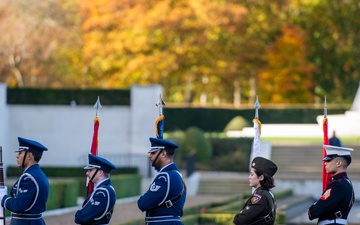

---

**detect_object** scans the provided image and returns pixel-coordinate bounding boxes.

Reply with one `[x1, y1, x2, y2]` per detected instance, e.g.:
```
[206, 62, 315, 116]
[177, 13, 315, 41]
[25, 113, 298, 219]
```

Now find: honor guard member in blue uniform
[308, 145, 355, 225]
[1, 137, 49, 225]
[138, 137, 187, 225]
[75, 154, 116, 225]
[233, 157, 278, 225]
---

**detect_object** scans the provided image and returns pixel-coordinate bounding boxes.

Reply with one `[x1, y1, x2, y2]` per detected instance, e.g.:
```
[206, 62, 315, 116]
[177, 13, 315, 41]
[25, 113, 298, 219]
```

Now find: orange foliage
[258, 25, 315, 103]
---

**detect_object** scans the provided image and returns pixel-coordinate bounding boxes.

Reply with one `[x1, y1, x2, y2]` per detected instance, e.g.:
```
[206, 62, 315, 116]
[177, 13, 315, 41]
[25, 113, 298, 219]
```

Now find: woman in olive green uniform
[233, 157, 278, 225]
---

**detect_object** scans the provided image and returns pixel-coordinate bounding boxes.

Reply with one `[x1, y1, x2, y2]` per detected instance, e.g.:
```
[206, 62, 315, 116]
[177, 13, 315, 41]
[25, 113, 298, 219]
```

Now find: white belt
[318, 218, 347, 225]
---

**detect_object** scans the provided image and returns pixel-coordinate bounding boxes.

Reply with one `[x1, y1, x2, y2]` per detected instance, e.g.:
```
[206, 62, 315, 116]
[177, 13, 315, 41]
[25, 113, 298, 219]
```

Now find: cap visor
[15, 149, 26, 152]
[323, 155, 338, 161]
[148, 149, 160, 153]
[84, 165, 100, 170]
[148, 146, 165, 153]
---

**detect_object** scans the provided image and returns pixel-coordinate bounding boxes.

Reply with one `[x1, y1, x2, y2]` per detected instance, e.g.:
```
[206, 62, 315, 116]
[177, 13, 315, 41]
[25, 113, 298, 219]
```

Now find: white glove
[0, 186, 6, 225]
[0, 186, 8, 202]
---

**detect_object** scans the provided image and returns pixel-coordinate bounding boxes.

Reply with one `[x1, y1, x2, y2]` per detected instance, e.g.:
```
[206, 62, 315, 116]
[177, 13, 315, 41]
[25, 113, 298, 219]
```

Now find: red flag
[91, 117, 100, 156]
[322, 117, 330, 191]
[87, 117, 100, 196]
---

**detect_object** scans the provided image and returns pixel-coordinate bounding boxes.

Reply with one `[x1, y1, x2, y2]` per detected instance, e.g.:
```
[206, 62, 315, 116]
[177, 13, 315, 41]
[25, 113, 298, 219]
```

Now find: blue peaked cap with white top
[148, 137, 178, 153]
[84, 154, 116, 173]
[16, 137, 48, 155]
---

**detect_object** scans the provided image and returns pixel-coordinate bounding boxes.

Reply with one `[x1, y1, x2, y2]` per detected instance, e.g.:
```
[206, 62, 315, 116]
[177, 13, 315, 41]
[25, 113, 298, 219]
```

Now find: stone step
[277, 195, 314, 220]
[271, 143, 360, 179]
[198, 143, 360, 196]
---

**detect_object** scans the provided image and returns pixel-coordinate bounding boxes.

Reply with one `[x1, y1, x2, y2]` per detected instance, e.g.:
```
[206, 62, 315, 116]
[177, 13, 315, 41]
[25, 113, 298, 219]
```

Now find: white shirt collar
[95, 178, 110, 188]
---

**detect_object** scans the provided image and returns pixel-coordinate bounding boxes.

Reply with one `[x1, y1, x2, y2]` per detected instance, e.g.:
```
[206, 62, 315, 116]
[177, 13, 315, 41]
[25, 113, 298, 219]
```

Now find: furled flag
[250, 96, 261, 164]
[322, 96, 331, 191]
[155, 94, 165, 139]
[87, 96, 102, 196]
[0, 147, 7, 225]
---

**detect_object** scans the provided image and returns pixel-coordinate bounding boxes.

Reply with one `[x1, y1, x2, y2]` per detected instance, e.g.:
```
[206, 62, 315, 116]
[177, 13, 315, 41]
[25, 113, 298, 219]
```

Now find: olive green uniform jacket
[233, 187, 276, 225]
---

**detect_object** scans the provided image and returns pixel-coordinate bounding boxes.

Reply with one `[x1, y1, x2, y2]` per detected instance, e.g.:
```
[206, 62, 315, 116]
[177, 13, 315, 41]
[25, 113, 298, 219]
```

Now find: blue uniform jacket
[308, 172, 354, 223]
[75, 178, 116, 225]
[1, 164, 49, 225]
[138, 163, 186, 225]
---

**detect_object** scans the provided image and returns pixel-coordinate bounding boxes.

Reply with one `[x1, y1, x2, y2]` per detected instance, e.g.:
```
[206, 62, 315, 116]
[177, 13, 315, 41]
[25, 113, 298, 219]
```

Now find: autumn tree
[295, 0, 360, 103]
[78, 0, 251, 104]
[258, 25, 315, 103]
[1, 0, 360, 105]
[0, 0, 81, 87]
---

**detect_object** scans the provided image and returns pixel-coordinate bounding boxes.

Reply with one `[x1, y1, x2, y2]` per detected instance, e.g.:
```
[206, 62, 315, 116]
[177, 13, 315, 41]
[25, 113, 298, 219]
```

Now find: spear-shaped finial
[156, 94, 166, 116]
[94, 96, 102, 118]
[324, 96, 327, 118]
[254, 95, 260, 119]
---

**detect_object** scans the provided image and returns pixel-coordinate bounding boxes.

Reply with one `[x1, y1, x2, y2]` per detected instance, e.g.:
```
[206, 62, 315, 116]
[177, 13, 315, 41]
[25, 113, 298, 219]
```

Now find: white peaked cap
[323, 145, 353, 161]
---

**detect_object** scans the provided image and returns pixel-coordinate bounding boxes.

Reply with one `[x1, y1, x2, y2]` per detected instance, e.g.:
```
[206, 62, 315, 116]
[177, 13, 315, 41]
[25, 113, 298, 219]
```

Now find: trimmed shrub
[77, 174, 141, 198]
[223, 115, 251, 132]
[111, 174, 142, 198]
[47, 182, 61, 210]
[6, 166, 138, 178]
[61, 179, 80, 207]
[180, 127, 213, 162]
[45, 179, 80, 210]
[207, 137, 252, 172]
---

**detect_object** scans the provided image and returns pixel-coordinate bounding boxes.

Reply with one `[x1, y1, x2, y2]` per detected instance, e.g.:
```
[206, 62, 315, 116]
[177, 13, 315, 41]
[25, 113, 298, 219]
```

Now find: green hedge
[62, 179, 80, 208]
[163, 107, 347, 132]
[119, 192, 289, 225]
[111, 174, 141, 198]
[46, 179, 80, 210]
[181, 215, 199, 225]
[47, 182, 61, 210]
[3, 174, 141, 216]
[7, 88, 130, 105]
[3, 179, 79, 214]
[6, 166, 138, 178]
[77, 174, 142, 198]
[174, 136, 253, 172]
[181, 189, 292, 225]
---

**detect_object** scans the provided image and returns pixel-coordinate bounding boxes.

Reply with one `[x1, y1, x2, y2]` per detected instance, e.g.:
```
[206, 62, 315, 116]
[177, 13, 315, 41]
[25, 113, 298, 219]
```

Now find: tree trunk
[8, 54, 24, 87]
[233, 80, 241, 107]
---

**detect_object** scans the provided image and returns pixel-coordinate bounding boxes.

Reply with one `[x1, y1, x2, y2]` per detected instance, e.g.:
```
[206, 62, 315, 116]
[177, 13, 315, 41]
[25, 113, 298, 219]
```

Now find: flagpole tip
[156, 94, 166, 107]
[254, 96, 260, 109]
[324, 96, 327, 118]
[94, 96, 102, 110]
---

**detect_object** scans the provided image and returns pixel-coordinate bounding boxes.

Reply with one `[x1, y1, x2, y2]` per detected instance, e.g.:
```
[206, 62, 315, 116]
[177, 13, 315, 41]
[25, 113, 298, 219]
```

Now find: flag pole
[87, 96, 102, 196]
[250, 96, 261, 193]
[250, 96, 261, 162]
[0, 147, 6, 225]
[155, 94, 165, 139]
[322, 96, 330, 191]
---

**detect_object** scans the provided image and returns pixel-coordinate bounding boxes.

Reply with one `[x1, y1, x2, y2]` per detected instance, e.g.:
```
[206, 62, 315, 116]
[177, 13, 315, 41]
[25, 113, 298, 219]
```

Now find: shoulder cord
[149, 173, 186, 211]
[96, 184, 115, 221]
[247, 191, 276, 225]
